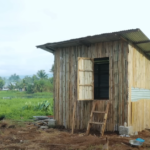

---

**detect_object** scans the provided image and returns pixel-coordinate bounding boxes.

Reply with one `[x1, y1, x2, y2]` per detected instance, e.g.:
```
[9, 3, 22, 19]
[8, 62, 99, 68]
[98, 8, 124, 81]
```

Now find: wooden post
[106, 137, 109, 150]
[72, 101, 76, 134]
[103, 136, 109, 150]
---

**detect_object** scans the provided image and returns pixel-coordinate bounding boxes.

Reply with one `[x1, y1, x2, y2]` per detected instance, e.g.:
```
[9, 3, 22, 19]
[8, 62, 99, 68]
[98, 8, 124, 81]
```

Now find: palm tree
[32, 75, 39, 82]
[37, 70, 48, 79]
[9, 73, 20, 82]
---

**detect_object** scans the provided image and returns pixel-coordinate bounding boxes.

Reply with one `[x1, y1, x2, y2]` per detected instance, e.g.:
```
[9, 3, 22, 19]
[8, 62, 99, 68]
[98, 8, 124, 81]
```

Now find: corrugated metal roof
[37, 28, 150, 56]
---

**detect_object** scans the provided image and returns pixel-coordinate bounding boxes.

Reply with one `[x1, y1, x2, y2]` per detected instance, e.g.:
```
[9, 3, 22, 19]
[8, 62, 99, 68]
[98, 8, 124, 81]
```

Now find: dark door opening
[94, 57, 109, 99]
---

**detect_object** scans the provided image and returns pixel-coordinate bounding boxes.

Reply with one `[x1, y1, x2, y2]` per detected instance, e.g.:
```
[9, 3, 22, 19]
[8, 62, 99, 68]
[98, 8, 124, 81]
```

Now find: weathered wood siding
[54, 40, 128, 131]
[128, 44, 150, 132]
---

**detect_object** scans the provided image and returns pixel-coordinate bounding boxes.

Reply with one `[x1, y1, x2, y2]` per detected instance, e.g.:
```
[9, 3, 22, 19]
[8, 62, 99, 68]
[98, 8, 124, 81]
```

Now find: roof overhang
[37, 28, 150, 56]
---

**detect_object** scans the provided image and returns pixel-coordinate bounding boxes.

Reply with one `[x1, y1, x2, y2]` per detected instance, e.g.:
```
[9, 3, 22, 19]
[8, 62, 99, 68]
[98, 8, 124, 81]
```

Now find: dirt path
[0, 121, 150, 150]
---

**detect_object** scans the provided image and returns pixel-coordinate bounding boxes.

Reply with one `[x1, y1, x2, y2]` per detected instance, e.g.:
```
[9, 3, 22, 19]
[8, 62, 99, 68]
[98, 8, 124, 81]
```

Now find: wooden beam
[133, 40, 150, 44]
[145, 51, 150, 53]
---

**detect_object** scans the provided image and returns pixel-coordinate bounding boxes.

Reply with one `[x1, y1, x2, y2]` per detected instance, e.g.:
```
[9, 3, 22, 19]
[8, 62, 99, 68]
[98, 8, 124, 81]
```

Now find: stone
[40, 126, 48, 129]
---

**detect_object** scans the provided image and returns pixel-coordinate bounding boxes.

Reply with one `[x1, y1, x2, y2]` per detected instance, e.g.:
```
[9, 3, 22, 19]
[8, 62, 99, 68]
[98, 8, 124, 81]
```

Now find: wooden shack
[37, 29, 150, 133]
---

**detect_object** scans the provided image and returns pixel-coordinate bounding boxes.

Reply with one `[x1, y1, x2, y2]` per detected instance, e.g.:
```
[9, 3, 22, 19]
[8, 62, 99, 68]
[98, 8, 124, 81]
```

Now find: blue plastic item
[136, 138, 145, 143]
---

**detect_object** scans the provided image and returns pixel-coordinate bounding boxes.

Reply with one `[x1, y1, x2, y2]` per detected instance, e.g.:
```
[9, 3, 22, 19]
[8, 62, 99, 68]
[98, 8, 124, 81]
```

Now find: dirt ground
[0, 121, 150, 150]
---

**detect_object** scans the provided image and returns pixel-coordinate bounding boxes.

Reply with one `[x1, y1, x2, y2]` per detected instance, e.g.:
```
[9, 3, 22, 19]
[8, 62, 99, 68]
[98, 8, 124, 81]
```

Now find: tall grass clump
[0, 91, 53, 121]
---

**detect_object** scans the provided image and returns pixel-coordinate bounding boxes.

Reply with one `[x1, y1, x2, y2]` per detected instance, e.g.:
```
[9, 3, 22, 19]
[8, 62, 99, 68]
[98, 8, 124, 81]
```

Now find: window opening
[94, 57, 109, 99]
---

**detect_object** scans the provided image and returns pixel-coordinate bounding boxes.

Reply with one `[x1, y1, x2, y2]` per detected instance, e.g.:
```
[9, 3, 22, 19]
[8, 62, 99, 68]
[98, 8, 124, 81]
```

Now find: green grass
[0, 91, 53, 121]
[0, 91, 53, 98]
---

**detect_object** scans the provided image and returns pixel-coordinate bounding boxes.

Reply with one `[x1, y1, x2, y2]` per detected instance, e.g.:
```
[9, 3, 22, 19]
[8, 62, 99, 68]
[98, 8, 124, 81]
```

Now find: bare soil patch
[0, 121, 150, 150]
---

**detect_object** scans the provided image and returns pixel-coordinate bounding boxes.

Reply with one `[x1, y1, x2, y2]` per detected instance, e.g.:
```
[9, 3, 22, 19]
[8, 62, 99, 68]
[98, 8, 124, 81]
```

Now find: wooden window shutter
[77, 57, 94, 100]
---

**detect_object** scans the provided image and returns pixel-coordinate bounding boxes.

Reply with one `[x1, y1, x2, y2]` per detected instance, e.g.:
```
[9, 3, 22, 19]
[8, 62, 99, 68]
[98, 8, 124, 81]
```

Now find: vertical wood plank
[125, 42, 129, 125]
[57, 49, 60, 124]
[74, 46, 78, 129]
[69, 47, 73, 129]
[62, 48, 66, 127]
[59, 49, 63, 125]
[72, 101, 76, 134]
[72, 46, 77, 129]
[54, 50, 58, 123]
[65, 48, 69, 128]
[53, 51, 56, 120]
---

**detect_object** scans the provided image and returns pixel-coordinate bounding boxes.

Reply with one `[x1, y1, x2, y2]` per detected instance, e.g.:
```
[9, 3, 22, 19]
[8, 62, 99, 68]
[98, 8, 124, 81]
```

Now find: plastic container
[136, 138, 145, 143]
[129, 140, 143, 146]
[124, 122, 127, 127]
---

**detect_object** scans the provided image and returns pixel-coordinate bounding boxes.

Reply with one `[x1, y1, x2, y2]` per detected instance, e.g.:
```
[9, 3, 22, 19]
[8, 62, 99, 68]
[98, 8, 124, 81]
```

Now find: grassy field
[0, 91, 53, 121]
[0, 91, 53, 98]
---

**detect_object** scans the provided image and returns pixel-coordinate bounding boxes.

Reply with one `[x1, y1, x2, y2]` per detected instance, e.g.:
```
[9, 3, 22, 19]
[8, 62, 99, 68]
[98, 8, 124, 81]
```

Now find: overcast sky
[0, 0, 150, 77]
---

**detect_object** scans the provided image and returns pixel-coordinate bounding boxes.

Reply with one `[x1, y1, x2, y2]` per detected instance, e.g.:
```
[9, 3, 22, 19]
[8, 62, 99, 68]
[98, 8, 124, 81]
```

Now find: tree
[32, 75, 39, 82]
[37, 70, 48, 79]
[0, 79, 5, 89]
[9, 74, 20, 82]
[49, 77, 53, 84]
[23, 76, 32, 84]
[50, 64, 54, 73]
[34, 80, 45, 92]
[15, 82, 22, 89]
[8, 83, 14, 90]
[26, 84, 34, 93]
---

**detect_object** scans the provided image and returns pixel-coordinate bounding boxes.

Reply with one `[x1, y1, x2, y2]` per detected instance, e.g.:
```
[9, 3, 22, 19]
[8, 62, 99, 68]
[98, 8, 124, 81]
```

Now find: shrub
[22, 100, 53, 115]
[26, 84, 34, 94]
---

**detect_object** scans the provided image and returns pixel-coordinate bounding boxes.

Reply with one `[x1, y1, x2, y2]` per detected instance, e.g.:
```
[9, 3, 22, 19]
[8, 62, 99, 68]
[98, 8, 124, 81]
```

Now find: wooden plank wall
[128, 44, 150, 132]
[53, 40, 129, 131]
[132, 100, 150, 132]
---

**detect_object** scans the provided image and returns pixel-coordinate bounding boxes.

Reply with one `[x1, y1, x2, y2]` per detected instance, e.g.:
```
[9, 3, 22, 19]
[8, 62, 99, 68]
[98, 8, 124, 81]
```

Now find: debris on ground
[30, 116, 56, 129]
[0, 120, 150, 149]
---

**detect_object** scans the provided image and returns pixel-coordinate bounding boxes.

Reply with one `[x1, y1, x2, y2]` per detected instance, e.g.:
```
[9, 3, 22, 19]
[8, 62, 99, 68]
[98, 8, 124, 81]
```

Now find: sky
[0, 0, 150, 77]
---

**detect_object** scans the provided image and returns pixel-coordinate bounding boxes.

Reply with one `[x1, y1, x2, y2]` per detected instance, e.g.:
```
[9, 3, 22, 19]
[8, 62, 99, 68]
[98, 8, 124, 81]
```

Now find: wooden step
[86, 101, 110, 136]
[89, 122, 104, 125]
[93, 111, 106, 114]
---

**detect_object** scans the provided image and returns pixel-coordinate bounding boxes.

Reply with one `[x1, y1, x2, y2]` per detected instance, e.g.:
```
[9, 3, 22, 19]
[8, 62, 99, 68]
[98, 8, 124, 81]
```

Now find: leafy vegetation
[37, 70, 48, 79]
[0, 91, 53, 121]
[0, 91, 52, 99]
[9, 73, 20, 82]
[22, 100, 52, 112]
[0, 78, 5, 89]
[0, 67, 54, 121]
[1, 69, 53, 93]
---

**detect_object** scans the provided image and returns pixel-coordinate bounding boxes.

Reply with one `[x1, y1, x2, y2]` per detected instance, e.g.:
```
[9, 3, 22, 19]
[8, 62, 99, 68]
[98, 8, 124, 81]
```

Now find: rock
[18, 131, 29, 134]
[40, 126, 48, 129]
[79, 134, 84, 136]
[8, 125, 15, 128]
[43, 122, 48, 125]
[33, 116, 49, 120]
[35, 119, 52, 123]
[20, 140, 23, 143]
[0, 123, 7, 128]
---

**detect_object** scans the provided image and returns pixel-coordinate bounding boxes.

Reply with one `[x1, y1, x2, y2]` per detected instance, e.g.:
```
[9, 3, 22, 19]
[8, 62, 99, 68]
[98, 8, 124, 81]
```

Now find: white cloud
[0, 0, 150, 77]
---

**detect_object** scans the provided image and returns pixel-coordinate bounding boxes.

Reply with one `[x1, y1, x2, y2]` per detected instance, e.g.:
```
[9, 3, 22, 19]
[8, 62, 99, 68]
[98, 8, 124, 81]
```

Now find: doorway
[94, 57, 109, 100]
